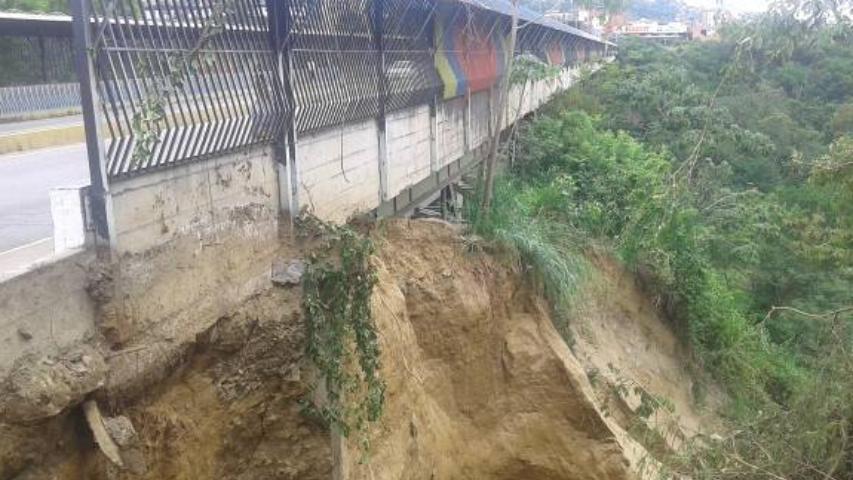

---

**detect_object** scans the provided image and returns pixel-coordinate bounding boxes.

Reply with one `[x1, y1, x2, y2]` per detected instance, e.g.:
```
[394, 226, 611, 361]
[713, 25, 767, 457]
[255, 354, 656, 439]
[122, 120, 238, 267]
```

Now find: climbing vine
[300, 216, 385, 446]
[127, 0, 232, 167]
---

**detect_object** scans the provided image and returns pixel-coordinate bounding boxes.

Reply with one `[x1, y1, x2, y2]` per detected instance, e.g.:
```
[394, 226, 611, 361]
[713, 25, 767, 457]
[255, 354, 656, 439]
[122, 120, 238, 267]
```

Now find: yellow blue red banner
[434, 9, 509, 99]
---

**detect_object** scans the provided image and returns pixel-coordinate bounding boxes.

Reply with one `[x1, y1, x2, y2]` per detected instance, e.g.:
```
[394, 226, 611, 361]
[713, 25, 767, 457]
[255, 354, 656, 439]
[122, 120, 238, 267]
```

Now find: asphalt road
[0, 143, 89, 253]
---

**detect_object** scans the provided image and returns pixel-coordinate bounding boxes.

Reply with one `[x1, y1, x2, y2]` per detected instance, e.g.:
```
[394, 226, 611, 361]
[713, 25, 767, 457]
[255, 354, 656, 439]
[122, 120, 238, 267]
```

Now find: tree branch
[761, 305, 853, 325]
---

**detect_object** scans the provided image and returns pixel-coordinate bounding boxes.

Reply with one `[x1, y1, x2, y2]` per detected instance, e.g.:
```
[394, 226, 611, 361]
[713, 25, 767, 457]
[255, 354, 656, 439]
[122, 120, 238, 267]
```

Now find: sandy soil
[2, 289, 332, 480]
[343, 220, 639, 479]
[1, 219, 719, 479]
[567, 254, 724, 457]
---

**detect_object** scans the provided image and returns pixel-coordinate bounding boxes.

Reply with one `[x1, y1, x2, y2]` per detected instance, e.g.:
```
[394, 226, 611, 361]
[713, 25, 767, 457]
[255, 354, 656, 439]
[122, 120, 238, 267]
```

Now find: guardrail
[0, 83, 81, 120]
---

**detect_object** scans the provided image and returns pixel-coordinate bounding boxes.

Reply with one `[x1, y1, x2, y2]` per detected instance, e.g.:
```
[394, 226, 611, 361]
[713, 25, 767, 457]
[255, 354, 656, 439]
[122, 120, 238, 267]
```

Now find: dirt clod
[103, 415, 137, 448]
[1, 345, 107, 423]
[270, 258, 306, 286]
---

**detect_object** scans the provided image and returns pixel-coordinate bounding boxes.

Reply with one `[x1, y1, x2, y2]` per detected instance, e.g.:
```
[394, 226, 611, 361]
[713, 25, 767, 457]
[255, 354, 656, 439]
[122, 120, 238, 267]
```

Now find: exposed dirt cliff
[2, 287, 332, 480]
[1, 219, 718, 479]
[343, 220, 640, 479]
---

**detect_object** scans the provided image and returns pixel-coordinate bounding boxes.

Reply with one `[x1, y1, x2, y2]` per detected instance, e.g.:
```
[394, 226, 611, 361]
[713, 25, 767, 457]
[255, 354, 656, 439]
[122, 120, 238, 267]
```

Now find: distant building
[620, 21, 690, 40]
[545, 6, 606, 36]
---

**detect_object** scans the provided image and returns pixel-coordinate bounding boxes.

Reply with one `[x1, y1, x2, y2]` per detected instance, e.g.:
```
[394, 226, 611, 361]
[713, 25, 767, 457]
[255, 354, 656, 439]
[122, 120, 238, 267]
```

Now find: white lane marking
[0, 143, 85, 160]
[0, 237, 53, 258]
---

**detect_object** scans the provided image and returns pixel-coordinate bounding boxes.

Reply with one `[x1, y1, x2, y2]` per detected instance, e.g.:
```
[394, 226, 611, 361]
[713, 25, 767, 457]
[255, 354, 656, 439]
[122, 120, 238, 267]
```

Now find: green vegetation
[0, 0, 67, 13]
[472, 3, 852, 478]
[300, 217, 385, 452]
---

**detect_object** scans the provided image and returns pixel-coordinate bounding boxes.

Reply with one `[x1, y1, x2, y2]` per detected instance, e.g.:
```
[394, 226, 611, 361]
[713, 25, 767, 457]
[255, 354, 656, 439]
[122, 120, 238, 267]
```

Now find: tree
[482, 0, 520, 213]
[831, 104, 853, 137]
[628, 0, 680, 22]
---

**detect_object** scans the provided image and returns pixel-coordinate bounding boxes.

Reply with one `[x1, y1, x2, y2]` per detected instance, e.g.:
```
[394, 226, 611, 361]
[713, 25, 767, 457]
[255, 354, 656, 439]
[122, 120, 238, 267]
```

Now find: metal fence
[0, 83, 81, 120]
[382, 0, 441, 113]
[0, 34, 79, 119]
[286, 0, 381, 133]
[76, 0, 610, 181]
[86, 0, 286, 178]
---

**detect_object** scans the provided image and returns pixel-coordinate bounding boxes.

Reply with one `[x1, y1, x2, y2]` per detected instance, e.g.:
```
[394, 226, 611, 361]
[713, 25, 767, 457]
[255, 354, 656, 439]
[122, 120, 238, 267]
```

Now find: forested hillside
[472, 2, 852, 478]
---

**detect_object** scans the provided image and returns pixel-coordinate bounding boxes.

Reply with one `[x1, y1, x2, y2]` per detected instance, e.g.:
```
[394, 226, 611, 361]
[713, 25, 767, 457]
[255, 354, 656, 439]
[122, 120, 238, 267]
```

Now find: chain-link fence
[0, 34, 79, 119]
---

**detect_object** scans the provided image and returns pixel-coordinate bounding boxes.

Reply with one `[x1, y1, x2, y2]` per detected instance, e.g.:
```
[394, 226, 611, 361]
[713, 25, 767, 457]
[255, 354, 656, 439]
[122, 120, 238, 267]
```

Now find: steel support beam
[373, 0, 390, 201]
[71, 0, 115, 251]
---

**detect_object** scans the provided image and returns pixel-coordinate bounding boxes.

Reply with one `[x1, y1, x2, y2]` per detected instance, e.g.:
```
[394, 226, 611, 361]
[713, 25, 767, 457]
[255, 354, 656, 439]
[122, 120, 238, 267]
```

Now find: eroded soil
[1, 219, 719, 480]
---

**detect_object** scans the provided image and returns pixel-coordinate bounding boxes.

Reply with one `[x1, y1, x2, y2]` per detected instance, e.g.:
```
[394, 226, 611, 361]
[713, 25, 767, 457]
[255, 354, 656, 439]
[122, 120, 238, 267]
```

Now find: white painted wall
[386, 105, 432, 199]
[49, 186, 88, 254]
[297, 119, 381, 223]
[470, 90, 491, 149]
[436, 97, 466, 170]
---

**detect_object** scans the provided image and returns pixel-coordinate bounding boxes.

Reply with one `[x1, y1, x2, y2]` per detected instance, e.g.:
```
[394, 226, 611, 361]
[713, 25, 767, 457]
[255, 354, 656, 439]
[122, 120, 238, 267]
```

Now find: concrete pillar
[429, 96, 438, 173]
[50, 186, 88, 254]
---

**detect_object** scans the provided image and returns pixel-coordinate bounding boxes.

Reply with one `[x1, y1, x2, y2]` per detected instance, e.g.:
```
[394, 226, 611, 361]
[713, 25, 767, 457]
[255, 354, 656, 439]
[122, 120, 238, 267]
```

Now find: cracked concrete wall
[110, 146, 279, 255]
[0, 67, 590, 400]
[0, 250, 97, 378]
[0, 146, 286, 414]
[99, 146, 283, 396]
[296, 118, 382, 224]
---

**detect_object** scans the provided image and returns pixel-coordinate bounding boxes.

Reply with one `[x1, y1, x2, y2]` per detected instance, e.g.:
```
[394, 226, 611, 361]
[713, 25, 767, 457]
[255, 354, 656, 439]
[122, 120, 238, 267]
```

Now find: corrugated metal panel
[452, 0, 613, 45]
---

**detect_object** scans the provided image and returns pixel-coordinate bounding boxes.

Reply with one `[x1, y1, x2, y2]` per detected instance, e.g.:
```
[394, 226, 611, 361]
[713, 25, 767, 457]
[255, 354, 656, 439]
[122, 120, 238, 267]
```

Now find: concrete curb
[0, 125, 85, 155]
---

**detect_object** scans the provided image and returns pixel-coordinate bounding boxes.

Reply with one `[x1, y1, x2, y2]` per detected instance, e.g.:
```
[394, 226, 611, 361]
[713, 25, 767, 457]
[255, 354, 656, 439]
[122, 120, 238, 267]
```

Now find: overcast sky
[683, 0, 772, 13]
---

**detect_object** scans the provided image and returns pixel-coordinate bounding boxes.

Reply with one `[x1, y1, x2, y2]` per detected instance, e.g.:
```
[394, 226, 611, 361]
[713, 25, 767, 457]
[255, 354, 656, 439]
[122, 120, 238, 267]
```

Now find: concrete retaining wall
[470, 90, 491, 150]
[297, 119, 382, 223]
[386, 105, 433, 200]
[294, 67, 586, 224]
[0, 250, 96, 377]
[0, 66, 589, 399]
[110, 146, 279, 255]
[436, 97, 466, 170]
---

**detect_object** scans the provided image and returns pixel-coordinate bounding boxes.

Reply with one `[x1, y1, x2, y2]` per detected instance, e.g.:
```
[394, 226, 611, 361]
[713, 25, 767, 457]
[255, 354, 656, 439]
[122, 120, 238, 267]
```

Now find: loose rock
[271, 259, 306, 286]
[0, 345, 107, 423]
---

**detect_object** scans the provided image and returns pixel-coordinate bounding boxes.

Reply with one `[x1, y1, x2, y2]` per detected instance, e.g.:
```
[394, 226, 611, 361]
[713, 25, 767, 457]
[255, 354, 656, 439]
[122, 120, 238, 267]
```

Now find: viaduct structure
[68, 0, 612, 246]
[0, 0, 612, 404]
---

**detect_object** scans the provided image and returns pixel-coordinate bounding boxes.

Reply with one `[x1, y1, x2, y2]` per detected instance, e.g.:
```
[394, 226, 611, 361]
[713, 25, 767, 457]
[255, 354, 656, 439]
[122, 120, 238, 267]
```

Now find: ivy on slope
[300, 217, 385, 451]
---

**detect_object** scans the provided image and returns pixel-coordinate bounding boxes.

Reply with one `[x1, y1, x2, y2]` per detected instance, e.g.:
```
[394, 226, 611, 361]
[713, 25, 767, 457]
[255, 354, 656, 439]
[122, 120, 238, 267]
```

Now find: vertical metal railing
[73, 0, 608, 177]
[382, 0, 440, 112]
[72, 0, 114, 247]
[286, 0, 381, 134]
[69, 0, 611, 243]
[0, 35, 76, 86]
[79, 0, 287, 180]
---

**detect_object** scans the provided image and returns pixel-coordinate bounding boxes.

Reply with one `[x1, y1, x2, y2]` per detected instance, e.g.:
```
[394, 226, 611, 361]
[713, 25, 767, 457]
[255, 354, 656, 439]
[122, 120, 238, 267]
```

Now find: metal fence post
[429, 94, 438, 174]
[71, 0, 115, 251]
[373, 0, 390, 202]
[269, 0, 299, 224]
[464, 87, 471, 153]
